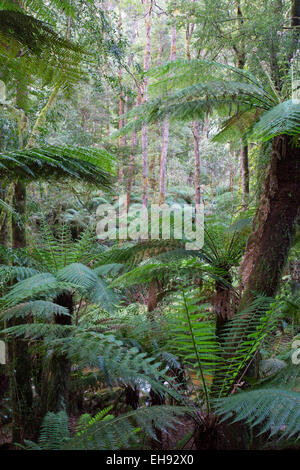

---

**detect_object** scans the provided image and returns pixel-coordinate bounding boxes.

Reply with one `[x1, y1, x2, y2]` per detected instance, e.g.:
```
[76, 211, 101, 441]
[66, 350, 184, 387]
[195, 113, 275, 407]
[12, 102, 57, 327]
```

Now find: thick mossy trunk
[213, 275, 238, 342]
[240, 135, 300, 310]
[9, 180, 34, 443]
[147, 278, 160, 314]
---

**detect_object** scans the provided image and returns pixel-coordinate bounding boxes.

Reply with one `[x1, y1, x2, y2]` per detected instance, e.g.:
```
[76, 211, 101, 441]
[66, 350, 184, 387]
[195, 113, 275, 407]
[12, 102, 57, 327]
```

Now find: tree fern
[25, 405, 186, 450]
[215, 387, 300, 442]
[251, 99, 300, 141]
[65, 406, 186, 450]
[0, 146, 115, 188]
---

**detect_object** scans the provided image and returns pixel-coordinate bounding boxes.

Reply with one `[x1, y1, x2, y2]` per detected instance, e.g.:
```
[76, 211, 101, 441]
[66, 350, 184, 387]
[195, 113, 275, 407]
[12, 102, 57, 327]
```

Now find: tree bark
[126, 90, 142, 209]
[40, 292, 73, 415]
[239, 135, 300, 310]
[192, 122, 202, 206]
[10, 180, 34, 443]
[118, 1, 124, 186]
[185, 6, 203, 207]
[141, 0, 152, 208]
[241, 143, 249, 206]
[233, 2, 250, 206]
[158, 26, 176, 205]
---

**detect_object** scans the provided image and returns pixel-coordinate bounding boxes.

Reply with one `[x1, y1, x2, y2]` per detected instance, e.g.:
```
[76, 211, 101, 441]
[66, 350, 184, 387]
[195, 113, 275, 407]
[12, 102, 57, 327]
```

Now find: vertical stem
[241, 143, 249, 206]
[182, 290, 210, 413]
[141, 0, 152, 208]
[158, 26, 176, 205]
[192, 121, 202, 206]
[118, 0, 124, 186]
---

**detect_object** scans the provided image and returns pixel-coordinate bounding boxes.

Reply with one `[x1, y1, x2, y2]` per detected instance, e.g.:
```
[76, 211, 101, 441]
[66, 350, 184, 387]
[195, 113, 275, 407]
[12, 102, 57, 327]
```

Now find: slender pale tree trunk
[126, 89, 142, 209]
[185, 3, 203, 207]
[158, 26, 176, 205]
[233, 1, 250, 206]
[192, 122, 202, 206]
[141, 0, 152, 208]
[117, 1, 124, 186]
[229, 151, 235, 193]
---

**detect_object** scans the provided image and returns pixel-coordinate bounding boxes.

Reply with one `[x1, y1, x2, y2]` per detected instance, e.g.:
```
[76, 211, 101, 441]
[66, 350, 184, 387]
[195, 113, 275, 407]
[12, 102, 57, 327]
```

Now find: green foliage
[24, 410, 70, 450]
[0, 8, 86, 87]
[251, 100, 300, 141]
[215, 362, 300, 444]
[64, 406, 185, 450]
[0, 146, 115, 187]
[24, 405, 186, 450]
[166, 289, 276, 403]
[214, 296, 277, 396]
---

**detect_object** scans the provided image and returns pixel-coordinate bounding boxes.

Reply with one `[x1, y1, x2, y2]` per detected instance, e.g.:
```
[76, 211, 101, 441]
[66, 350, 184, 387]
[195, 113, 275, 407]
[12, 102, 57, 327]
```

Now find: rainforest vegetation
[0, 0, 300, 452]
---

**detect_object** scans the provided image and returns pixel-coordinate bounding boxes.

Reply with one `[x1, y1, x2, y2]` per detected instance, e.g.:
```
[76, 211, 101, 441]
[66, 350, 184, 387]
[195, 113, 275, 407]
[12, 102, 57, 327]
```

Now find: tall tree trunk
[8, 71, 34, 442]
[141, 0, 152, 208]
[158, 118, 170, 205]
[41, 292, 73, 415]
[241, 143, 249, 206]
[192, 122, 202, 206]
[233, 1, 250, 206]
[158, 26, 176, 205]
[10, 180, 34, 443]
[126, 90, 142, 209]
[239, 135, 300, 310]
[118, 1, 124, 186]
[185, 5, 203, 207]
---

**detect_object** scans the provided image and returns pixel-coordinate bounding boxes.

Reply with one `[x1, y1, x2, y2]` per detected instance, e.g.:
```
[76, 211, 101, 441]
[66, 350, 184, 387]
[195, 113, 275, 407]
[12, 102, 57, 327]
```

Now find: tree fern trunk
[43, 292, 73, 415]
[241, 144, 249, 206]
[10, 180, 34, 443]
[240, 135, 300, 309]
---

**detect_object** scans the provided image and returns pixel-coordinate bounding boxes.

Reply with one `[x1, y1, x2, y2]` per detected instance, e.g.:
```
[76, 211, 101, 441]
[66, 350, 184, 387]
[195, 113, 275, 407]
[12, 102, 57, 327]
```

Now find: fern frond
[0, 272, 74, 308]
[251, 100, 300, 141]
[63, 406, 186, 450]
[215, 388, 300, 441]
[212, 109, 264, 144]
[0, 146, 115, 188]
[38, 410, 70, 450]
[95, 240, 183, 269]
[1, 300, 70, 321]
[213, 296, 277, 397]
[57, 263, 119, 312]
